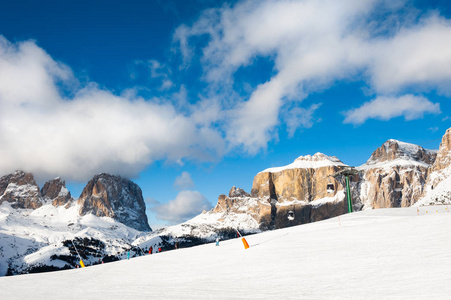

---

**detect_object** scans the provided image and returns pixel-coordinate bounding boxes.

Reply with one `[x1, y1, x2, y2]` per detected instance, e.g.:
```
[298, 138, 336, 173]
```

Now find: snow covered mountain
[189, 129, 451, 237]
[2, 128, 451, 278]
[417, 127, 451, 206]
[362, 139, 436, 167]
[357, 139, 436, 208]
[89, 131, 451, 258]
[78, 173, 151, 232]
[0, 201, 144, 276]
[0, 171, 46, 209]
[155, 153, 352, 239]
[0, 172, 153, 276]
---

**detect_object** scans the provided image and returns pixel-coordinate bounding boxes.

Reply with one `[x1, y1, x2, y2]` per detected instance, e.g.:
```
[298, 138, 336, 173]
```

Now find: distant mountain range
[1, 127, 450, 276]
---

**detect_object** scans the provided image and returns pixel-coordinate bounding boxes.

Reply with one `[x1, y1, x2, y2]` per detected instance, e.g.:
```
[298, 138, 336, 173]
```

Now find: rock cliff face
[431, 128, 451, 173]
[419, 128, 451, 205]
[78, 173, 151, 232]
[357, 140, 436, 208]
[0, 171, 74, 209]
[213, 154, 350, 230]
[251, 153, 348, 202]
[365, 139, 436, 166]
[41, 178, 73, 207]
[211, 130, 451, 231]
[0, 171, 42, 209]
[0, 171, 151, 232]
[212, 187, 273, 230]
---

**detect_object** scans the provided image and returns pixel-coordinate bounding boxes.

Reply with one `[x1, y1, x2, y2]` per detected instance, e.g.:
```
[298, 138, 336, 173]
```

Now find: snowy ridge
[417, 165, 451, 206]
[261, 152, 347, 173]
[387, 139, 437, 158]
[309, 190, 346, 208]
[274, 190, 346, 208]
[389, 139, 427, 156]
[0, 201, 143, 276]
[358, 158, 431, 170]
[153, 212, 259, 241]
[140, 198, 263, 243]
[2, 183, 39, 199]
[362, 139, 435, 169]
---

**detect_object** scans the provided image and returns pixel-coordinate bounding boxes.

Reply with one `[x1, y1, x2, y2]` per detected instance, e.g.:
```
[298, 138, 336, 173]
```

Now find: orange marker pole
[71, 239, 85, 268]
[219, 204, 250, 250]
[241, 237, 250, 249]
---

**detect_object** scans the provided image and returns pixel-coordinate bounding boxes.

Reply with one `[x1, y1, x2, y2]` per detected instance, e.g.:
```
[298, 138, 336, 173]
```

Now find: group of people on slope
[126, 241, 183, 260]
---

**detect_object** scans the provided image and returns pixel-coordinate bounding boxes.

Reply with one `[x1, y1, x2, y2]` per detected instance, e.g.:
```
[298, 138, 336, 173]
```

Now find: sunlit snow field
[1, 205, 450, 299]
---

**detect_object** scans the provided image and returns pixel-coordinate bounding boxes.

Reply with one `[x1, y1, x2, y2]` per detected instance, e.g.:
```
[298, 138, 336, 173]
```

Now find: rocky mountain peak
[41, 178, 73, 207]
[261, 153, 346, 174]
[431, 128, 451, 172]
[229, 186, 250, 198]
[78, 173, 151, 232]
[365, 139, 435, 166]
[294, 152, 342, 164]
[0, 170, 42, 209]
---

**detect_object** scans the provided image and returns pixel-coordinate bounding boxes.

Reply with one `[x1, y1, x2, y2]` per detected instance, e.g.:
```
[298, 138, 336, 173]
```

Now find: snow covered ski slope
[1, 206, 450, 299]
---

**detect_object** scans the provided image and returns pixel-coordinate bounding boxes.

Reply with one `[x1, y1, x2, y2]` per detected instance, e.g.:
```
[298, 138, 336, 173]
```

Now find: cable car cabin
[287, 211, 294, 221]
[326, 183, 334, 194]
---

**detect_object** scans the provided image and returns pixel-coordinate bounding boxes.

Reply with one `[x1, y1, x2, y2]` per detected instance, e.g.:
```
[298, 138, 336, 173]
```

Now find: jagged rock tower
[78, 173, 151, 231]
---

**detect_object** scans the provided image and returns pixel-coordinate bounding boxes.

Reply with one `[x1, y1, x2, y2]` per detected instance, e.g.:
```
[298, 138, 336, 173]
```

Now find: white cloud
[147, 59, 174, 90]
[343, 95, 440, 125]
[367, 15, 451, 93]
[2, 0, 451, 180]
[174, 0, 451, 151]
[284, 103, 322, 138]
[0, 37, 225, 182]
[152, 190, 212, 224]
[174, 171, 195, 190]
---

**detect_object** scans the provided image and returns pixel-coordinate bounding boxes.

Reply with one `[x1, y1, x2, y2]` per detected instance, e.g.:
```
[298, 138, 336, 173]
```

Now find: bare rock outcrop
[0, 171, 42, 209]
[358, 140, 436, 208]
[212, 154, 350, 230]
[365, 139, 436, 166]
[210, 133, 448, 231]
[212, 191, 272, 230]
[431, 128, 451, 173]
[419, 128, 451, 205]
[229, 186, 250, 198]
[78, 173, 151, 232]
[251, 153, 348, 202]
[41, 178, 73, 207]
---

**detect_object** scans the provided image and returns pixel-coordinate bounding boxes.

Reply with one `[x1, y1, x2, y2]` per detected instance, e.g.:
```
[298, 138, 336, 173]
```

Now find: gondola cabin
[326, 183, 334, 194]
[287, 210, 294, 221]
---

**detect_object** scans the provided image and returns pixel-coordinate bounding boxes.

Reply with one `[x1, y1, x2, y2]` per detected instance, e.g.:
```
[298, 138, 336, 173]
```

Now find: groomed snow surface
[1, 205, 450, 299]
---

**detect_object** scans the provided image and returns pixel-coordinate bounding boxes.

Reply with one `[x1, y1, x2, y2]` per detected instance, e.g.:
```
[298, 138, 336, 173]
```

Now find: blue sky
[0, 0, 450, 228]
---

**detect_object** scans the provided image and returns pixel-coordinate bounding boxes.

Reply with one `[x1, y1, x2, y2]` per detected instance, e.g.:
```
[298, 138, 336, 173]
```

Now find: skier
[149, 246, 153, 254]
[216, 237, 220, 246]
[127, 251, 130, 260]
[175, 242, 179, 249]
[158, 247, 162, 253]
